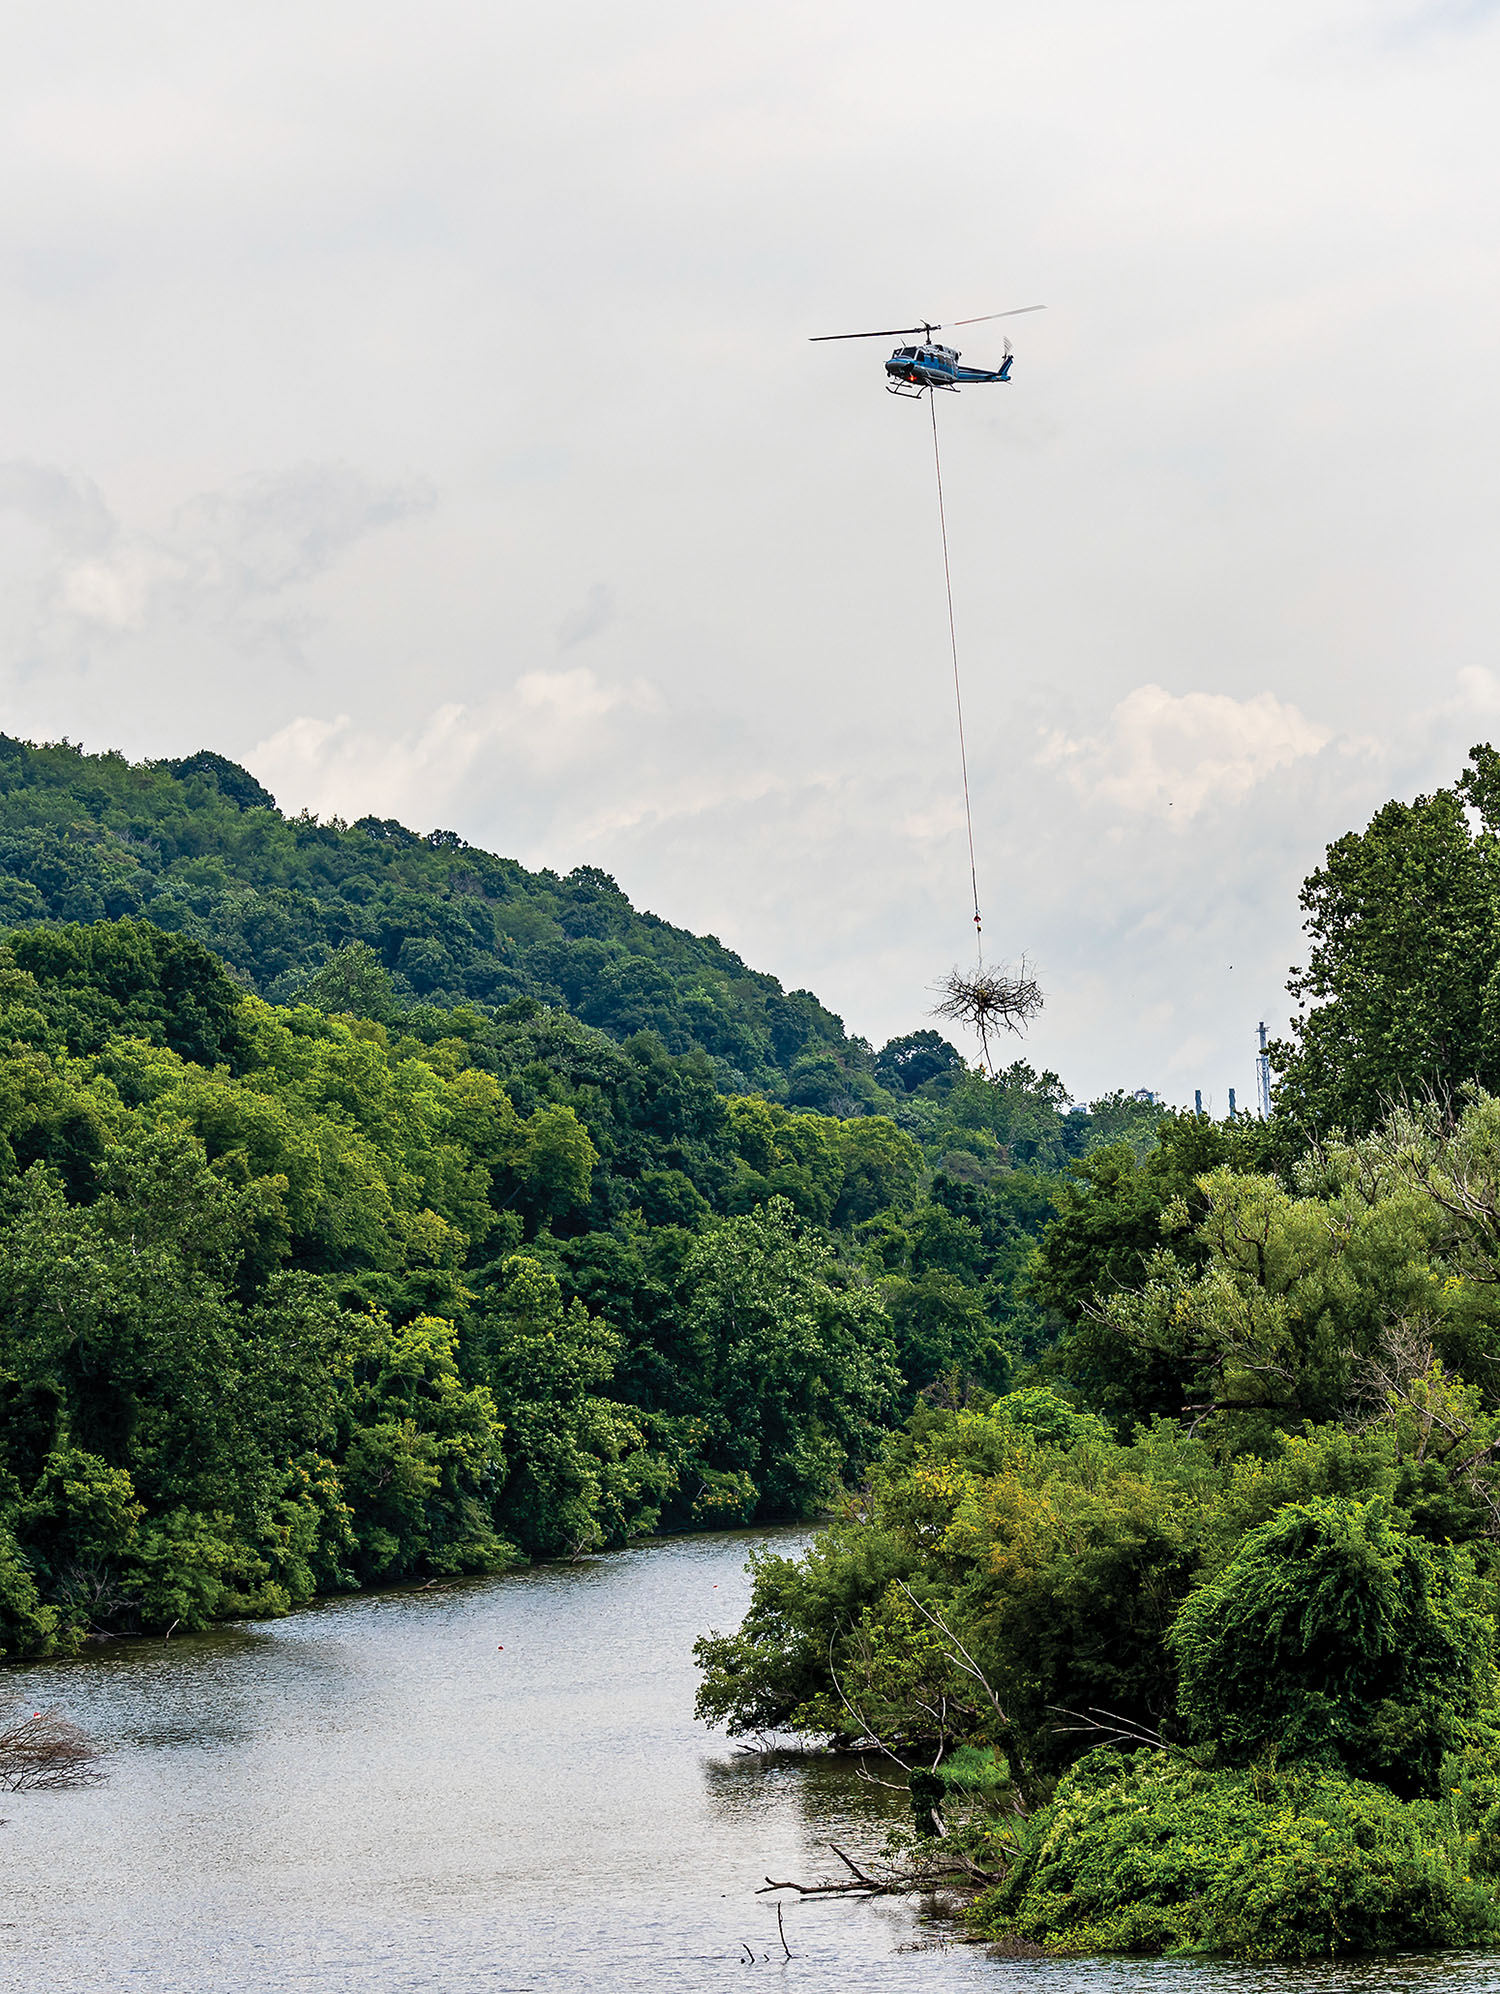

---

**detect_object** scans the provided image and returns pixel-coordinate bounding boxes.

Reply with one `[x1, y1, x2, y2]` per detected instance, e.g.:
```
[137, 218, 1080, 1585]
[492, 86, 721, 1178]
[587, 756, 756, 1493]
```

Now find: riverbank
[3, 1529, 1496, 1994]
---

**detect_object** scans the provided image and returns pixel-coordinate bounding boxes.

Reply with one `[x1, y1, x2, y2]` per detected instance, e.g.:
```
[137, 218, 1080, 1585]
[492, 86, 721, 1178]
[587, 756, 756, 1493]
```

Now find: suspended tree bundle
[934, 962, 1043, 1075]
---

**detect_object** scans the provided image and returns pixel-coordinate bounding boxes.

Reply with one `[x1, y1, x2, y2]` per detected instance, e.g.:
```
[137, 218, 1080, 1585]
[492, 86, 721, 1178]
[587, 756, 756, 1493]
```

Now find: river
[0, 1528, 1493, 1993]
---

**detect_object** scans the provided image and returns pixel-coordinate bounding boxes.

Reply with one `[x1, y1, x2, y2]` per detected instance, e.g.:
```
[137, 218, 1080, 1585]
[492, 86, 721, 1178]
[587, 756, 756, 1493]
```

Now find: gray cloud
[557, 581, 613, 653]
[170, 464, 433, 602]
[0, 458, 430, 672]
[0, 463, 115, 555]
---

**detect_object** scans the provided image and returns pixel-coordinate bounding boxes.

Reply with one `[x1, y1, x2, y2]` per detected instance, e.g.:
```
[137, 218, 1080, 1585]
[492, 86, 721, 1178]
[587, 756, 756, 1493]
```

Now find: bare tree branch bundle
[933, 961, 1042, 1074]
[0, 1707, 106, 1790]
[934, 964, 1042, 1038]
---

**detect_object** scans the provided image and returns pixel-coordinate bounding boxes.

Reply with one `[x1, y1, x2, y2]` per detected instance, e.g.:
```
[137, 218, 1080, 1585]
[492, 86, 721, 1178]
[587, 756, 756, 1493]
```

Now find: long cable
[929, 389, 983, 970]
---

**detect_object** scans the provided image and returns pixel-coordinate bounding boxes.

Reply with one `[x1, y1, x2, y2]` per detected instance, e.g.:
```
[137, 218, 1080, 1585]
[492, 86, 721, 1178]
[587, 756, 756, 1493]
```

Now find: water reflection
[0, 1530, 1493, 1993]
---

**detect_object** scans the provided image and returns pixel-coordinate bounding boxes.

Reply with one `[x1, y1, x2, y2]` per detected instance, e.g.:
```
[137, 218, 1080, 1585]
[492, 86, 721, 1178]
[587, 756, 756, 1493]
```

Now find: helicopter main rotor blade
[808, 325, 933, 342]
[810, 306, 1044, 341]
[948, 306, 1046, 326]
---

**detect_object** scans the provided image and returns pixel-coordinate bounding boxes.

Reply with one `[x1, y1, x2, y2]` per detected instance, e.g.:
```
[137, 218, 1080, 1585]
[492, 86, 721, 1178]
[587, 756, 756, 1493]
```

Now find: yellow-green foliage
[96, 999, 588, 1269]
[695, 1389, 1217, 1757]
[723, 1096, 921, 1227]
[1090, 1098, 1500, 1443]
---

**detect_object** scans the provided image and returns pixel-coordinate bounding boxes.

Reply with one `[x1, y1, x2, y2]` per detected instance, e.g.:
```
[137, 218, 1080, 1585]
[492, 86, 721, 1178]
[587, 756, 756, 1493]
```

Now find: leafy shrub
[972, 1749, 1500, 1958]
[1170, 1496, 1494, 1796]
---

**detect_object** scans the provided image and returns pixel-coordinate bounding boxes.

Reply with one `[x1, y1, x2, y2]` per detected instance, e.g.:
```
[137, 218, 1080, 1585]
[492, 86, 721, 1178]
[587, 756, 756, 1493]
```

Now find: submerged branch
[0, 1708, 107, 1790]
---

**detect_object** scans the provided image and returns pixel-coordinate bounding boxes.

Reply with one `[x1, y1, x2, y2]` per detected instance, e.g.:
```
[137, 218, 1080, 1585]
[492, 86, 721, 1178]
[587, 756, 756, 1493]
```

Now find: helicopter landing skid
[885, 380, 959, 398]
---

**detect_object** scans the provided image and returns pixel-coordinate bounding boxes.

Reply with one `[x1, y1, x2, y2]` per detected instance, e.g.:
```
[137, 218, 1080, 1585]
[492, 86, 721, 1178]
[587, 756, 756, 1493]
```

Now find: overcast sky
[1, 1, 1496, 1105]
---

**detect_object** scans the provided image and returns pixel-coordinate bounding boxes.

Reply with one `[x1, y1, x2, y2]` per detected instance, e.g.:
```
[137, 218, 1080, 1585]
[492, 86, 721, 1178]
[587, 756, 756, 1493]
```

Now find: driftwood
[0, 1707, 106, 1790]
[738, 1906, 793, 1965]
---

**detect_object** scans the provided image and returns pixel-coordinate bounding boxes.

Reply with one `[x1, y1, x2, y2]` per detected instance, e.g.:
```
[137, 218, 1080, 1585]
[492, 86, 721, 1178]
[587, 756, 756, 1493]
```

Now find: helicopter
[810, 307, 1045, 396]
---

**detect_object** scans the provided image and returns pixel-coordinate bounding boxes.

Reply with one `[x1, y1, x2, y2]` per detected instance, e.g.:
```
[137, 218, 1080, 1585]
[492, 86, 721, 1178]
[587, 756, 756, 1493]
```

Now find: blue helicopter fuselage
[884, 341, 1013, 392]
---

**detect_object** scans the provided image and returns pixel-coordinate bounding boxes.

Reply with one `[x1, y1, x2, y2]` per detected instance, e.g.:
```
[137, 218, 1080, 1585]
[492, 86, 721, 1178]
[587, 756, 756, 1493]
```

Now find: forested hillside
[0, 735, 864, 1100]
[0, 734, 1167, 1664]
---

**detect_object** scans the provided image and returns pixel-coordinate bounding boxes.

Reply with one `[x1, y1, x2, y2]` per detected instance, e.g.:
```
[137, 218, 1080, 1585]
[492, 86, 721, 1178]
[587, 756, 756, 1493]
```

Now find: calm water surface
[0, 1529, 1495, 1993]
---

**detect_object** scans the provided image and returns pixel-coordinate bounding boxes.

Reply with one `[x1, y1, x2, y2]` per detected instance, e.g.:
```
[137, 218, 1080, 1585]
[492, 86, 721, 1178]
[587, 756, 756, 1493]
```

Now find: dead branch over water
[759, 1835, 1002, 1901]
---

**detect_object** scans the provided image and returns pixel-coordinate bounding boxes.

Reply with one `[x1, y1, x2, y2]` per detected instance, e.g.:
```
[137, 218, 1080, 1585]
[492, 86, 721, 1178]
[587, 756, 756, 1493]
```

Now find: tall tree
[1271, 756, 1500, 1132]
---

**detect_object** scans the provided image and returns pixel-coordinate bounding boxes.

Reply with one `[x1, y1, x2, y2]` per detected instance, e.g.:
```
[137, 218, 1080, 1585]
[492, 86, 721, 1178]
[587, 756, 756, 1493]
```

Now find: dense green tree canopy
[0, 919, 898, 1652]
[0, 735, 860, 1095]
[977, 1751, 1500, 1959]
[0, 888, 1136, 1659]
[15, 729, 1500, 1958]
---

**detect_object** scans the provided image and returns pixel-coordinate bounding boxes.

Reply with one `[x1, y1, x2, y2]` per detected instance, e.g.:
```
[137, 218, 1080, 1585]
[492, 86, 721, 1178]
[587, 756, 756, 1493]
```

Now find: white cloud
[514, 665, 656, 726]
[251, 669, 665, 828]
[1440, 665, 1500, 718]
[1039, 685, 1332, 822]
[0, 458, 430, 671]
[59, 549, 165, 630]
[253, 705, 476, 824]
